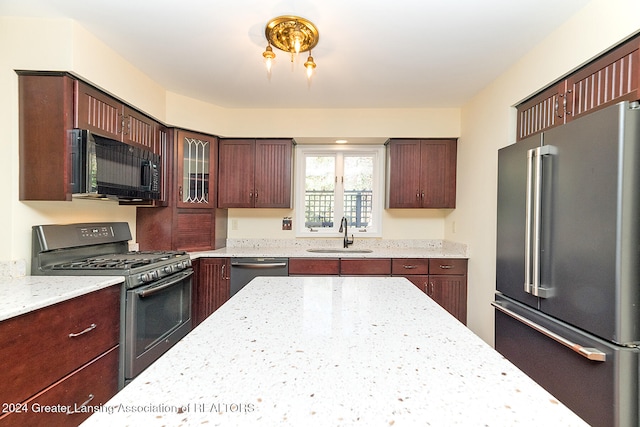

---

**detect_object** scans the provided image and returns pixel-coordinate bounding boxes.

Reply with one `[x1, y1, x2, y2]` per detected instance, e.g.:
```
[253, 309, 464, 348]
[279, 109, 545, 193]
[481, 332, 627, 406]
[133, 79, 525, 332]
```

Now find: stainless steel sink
[306, 248, 373, 253]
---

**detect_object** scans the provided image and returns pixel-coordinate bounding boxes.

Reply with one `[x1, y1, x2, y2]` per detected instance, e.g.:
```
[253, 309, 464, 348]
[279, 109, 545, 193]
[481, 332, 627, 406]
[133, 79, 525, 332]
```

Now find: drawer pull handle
[439, 264, 454, 269]
[403, 265, 418, 269]
[68, 323, 97, 338]
[66, 394, 95, 415]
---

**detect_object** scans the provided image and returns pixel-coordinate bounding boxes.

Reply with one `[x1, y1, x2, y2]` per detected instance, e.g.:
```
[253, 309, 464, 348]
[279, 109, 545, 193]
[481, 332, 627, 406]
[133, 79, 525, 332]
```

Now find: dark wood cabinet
[340, 258, 392, 276]
[137, 129, 227, 251]
[289, 258, 340, 275]
[193, 258, 230, 327]
[516, 81, 569, 141]
[0, 286, 120, 426]
[386, 139, 457, 208]
[75, 81, 160, 154]
[392, 258, 467, 324]
[17, 72, 165, 202]
[18, 73, 75, 201]
[218, 138, 293, 208]
[517, 35, 640, 141]
[176, 129, 217, 209]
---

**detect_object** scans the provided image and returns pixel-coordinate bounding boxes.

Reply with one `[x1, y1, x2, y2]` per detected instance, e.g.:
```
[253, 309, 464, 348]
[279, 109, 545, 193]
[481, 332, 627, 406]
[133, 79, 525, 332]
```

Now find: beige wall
[2, 0, 639, 346]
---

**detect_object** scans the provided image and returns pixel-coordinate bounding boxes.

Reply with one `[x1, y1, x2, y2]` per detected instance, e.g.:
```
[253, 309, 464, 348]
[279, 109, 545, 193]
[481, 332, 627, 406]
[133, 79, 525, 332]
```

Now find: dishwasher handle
[231, 261, 288, 269]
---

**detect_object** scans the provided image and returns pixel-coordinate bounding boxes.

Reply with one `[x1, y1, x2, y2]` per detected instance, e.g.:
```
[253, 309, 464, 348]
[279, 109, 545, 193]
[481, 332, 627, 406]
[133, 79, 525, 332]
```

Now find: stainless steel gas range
[31, 222, 193, 388]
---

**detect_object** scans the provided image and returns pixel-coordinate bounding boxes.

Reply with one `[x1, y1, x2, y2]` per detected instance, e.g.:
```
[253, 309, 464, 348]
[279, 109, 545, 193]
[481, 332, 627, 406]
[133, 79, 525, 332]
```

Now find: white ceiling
[1, 0, 591, 110]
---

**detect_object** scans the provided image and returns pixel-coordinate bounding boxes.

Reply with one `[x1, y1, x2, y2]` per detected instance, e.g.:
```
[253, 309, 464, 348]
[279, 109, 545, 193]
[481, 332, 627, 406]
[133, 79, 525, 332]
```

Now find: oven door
[124, 268, 193, 381]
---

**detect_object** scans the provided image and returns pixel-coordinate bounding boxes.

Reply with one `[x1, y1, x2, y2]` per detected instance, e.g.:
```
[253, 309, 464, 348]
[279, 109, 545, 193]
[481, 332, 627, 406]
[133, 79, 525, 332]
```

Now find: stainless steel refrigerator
[494, 101, 640, 427]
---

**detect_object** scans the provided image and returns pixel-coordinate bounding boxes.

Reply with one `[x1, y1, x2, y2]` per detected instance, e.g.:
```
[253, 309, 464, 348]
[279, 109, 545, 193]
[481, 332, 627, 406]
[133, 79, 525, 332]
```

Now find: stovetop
[31, 223, 192, 289]
[50, 251, 187, 271]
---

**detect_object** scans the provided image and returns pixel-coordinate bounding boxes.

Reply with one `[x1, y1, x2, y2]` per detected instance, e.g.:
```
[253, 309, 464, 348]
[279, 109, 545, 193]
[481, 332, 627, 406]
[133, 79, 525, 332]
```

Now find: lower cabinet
[0, 285, 120, 427]
[190, 256, 467, 325]
[0, 346, 119, 427]
[393, 258, 468, 324]
[340, 258, 392, 276]
[289, 258, 340, 275]
[192, 258, 230, 327]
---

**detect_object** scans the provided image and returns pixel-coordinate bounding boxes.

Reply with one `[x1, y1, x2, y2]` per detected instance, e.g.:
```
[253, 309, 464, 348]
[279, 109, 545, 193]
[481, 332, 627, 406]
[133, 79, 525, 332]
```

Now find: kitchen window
[295, 145, 384, 237]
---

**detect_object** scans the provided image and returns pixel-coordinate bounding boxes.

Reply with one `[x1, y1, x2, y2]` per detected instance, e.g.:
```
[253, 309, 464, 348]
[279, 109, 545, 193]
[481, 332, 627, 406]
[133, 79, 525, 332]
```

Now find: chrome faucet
[339, 217, 354, 248]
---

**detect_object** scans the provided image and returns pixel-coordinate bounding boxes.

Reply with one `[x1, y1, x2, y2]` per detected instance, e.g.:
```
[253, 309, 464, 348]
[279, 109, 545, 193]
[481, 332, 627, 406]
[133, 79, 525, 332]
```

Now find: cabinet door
[516, 81, 569, 141]
[386, 139, 423, 208]
[254, 139, 293, 208]
[18, 73, 75, 201]
[404, 275, 428, 293]
[122, 106, 157, 153]
[340, 258, 391, 275]
[569, 37, 640, 122]
[218, 139, 255, 208]
[0, 345, 119, 427]
[420, 140, 456, 208]
[428, 275, 467, 324]
[289, 258, 340, 275]
[194, 258, 230, 326]
[176, 130, 217, 208]
[75, 81, 123, 140]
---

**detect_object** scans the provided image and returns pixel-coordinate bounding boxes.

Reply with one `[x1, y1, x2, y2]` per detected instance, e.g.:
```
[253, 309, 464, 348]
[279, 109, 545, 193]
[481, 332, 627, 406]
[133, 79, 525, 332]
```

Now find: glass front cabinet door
[175, 129, 217, 209]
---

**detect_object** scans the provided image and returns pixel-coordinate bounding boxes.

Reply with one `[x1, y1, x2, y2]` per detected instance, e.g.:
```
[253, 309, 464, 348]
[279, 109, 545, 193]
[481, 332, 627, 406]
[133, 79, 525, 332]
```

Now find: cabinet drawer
[0, 285, 120, 405]
[340, 259, 391, 276]
[391, 258, 429, 275]
[0, 345, 119, 427]
[428, 258, 467, 275]
[289, 258, 340, 275]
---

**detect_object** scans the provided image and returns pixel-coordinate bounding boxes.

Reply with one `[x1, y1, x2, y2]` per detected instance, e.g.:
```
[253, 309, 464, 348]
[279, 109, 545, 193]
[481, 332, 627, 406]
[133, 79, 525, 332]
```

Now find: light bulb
[262, 45, 276, 73]
[304, 54, 316, 79]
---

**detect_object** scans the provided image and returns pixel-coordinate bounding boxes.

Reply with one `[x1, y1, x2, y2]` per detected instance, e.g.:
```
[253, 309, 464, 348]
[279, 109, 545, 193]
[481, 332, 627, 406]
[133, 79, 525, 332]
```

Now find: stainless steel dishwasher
[230, 257, 289, 296]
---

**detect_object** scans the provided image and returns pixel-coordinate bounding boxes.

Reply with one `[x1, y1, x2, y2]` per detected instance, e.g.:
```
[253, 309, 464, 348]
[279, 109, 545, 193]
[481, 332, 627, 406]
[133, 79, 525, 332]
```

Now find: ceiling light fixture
[262, 15, 319, 79]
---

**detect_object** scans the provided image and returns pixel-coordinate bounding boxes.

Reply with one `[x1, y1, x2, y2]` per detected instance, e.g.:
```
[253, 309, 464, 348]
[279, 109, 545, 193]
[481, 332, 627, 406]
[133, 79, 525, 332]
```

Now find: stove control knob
[184, 259, 192, 268]
[163, 265, 174, 274]
[140, 272, 152, 283]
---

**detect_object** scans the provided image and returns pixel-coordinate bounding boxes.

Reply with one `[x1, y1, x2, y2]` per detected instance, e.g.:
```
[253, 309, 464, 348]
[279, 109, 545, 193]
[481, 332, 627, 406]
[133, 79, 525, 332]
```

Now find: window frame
[294, 144, 385, 238]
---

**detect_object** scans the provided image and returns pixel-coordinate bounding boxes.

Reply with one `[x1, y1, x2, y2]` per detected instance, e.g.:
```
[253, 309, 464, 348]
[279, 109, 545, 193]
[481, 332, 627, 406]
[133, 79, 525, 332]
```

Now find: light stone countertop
[191, 238, 469, 259]
[81, 276, 587, 427]
[0, 275, 124, 321]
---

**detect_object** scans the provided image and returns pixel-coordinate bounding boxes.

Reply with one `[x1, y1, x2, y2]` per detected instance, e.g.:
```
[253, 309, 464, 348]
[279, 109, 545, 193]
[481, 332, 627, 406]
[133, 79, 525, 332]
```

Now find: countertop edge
[0, 276, 124, 322]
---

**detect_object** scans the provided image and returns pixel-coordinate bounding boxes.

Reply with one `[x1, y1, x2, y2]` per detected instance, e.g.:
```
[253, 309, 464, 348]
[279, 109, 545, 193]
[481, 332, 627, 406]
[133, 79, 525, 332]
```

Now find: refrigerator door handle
[524, 147, 535, 294]
[525, 145, 556, 298]
[492, 301, 606, 362]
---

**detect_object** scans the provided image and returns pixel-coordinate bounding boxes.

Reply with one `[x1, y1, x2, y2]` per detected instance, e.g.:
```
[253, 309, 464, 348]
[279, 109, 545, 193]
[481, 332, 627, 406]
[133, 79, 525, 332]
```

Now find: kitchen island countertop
[82, 276, 587, 426]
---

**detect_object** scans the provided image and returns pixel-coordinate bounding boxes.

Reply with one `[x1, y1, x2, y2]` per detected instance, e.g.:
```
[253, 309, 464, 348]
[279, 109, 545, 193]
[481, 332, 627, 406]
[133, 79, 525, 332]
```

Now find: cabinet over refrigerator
[494, 101, 640, 427]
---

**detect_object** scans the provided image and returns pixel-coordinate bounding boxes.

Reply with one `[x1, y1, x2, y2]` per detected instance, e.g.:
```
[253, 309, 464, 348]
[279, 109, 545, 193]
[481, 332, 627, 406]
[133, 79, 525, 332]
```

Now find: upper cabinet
[218, 138, 293, 208]
[517, 35, 640, 141]
[176, 129, 217, 209]
[17, 71, 166, 201]
[386, 138, 457, 209]
[76, 82, 160, 153]
[136, 128, 228, 252]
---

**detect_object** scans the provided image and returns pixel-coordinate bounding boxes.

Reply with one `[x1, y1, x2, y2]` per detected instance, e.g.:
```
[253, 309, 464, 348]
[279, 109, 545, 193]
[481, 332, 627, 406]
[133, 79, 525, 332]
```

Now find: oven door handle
[136, 269, 193, 298]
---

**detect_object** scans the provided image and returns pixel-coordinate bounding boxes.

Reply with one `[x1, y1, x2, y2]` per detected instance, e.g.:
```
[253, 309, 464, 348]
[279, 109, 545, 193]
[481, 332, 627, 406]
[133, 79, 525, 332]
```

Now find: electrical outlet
[282, 217, 292, 230]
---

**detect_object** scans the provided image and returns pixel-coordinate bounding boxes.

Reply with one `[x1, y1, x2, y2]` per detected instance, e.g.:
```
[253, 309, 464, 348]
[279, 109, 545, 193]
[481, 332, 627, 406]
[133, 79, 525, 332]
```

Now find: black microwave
[71, 129, 160, 201]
